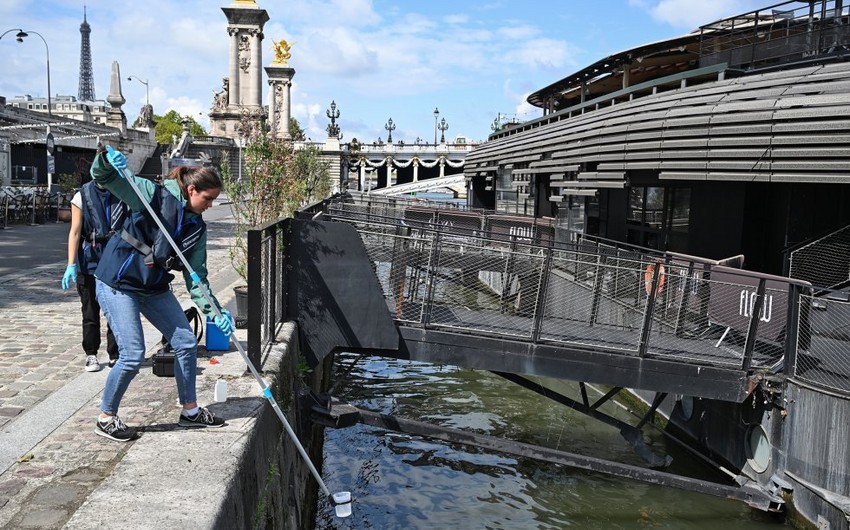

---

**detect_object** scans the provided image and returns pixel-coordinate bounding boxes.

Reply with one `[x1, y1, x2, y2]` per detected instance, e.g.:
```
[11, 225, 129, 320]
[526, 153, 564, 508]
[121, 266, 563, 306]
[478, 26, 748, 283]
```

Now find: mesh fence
[298, 193, 848, 391]
[788, 224, 850, 290]
[797, 291, 850, 393]
[340, 211, 812, 375]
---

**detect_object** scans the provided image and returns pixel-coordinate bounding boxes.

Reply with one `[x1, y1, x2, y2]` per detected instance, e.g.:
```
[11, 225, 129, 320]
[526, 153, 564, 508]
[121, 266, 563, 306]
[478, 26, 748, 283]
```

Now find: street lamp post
[384, 118, 395, 144]
[433, 107, 439, 145]
[127, 75, 150, 107]
[438, 117, 449, 144]
[1, 28, 51, 117]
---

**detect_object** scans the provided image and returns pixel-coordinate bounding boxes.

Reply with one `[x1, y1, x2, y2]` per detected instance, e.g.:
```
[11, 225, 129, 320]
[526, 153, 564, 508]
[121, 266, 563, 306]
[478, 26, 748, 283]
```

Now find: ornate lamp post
[433, 107, 439, 145]
[438, 117, 449, 144]
[127, 75, 149, 106]
[326, 100, 341, 138]
[384, 117, 395, 144]
[1, 28, 51, 116]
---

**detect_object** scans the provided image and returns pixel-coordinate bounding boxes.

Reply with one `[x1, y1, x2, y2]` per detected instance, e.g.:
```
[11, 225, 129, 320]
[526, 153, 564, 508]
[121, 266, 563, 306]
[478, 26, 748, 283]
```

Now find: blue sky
[0, 0, 768, 143]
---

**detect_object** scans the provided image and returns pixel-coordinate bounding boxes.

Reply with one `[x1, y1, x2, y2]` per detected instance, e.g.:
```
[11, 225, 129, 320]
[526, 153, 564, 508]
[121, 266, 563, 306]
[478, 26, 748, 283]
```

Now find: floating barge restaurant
[463, 1, 850, 528]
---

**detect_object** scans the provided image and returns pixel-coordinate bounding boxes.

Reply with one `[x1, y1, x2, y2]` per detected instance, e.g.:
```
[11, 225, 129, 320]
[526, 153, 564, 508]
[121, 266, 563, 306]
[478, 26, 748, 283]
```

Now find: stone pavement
[0, 202, 269, 529]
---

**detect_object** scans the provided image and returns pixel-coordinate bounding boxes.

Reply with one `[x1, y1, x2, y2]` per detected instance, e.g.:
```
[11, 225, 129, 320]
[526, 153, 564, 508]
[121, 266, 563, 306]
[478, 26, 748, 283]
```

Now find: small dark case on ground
[151, 347, 176, 377]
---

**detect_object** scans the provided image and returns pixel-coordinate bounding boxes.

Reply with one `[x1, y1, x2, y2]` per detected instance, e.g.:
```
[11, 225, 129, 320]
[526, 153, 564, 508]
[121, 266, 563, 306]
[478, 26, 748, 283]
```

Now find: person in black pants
[61, 182, 128, 372]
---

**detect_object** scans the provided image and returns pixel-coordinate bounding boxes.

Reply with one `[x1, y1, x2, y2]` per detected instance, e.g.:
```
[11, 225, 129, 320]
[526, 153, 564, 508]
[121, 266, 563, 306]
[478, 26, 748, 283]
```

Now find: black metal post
[268, 224, 278, 340]
[741, 278, 767, 371]
[783, 283, 805, 377]
[247, 226, 262, 368]
[638, 261, 661, 358]
[531, 245, 553, 342]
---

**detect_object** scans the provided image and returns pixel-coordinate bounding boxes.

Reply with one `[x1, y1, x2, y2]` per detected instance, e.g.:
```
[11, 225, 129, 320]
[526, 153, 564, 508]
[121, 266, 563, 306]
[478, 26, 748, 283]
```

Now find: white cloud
[632, 0, 768, 30]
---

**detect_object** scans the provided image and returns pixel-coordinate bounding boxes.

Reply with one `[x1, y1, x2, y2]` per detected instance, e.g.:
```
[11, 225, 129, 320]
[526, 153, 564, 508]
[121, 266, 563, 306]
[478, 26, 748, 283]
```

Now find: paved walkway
[0, 202, 253, 529]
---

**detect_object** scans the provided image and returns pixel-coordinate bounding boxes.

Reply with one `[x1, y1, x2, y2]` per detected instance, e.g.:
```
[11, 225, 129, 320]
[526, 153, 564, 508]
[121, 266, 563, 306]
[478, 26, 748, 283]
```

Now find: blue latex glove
[105, 145, 128, 171]
[61, 264, 77, 290]
[214, 311, 234, 336]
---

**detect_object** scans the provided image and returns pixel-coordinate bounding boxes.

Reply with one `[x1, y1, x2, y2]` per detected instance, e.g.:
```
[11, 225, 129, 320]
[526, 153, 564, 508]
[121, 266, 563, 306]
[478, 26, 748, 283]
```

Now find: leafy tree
[220, 128, 331, 280]
[293, 145, 331, 205]
[289, 117, 305, 141]
[153, 110, 207, 144]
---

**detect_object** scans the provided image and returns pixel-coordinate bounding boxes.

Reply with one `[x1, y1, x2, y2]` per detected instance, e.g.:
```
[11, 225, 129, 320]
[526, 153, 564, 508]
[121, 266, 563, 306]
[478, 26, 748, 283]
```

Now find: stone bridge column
[250, 28, 263, 107]
[228, 27, 240, 106]
[265, 66, 294, 140]
[413, 158, 419, 182]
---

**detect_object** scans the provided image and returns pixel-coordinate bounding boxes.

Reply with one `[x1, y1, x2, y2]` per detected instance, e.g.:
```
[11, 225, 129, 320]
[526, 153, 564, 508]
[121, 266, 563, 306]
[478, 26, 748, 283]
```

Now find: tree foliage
[220, 129, 331, 280]
[289, 117, 305, 141]
[153, 110, 207, 144]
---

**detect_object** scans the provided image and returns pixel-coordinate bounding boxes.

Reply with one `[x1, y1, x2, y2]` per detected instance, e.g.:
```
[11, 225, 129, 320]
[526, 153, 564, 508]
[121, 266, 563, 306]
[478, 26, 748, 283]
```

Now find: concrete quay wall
[60, 323, 320, 530]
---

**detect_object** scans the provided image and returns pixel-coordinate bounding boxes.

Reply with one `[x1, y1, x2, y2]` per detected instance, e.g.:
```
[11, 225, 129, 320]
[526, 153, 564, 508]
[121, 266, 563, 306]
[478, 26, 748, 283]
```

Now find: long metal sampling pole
[102, 145, 349, 511]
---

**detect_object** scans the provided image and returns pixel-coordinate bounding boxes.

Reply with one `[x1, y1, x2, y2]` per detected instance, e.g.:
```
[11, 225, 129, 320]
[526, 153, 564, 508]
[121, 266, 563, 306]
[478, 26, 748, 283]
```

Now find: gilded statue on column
[272, 39, 294, 65]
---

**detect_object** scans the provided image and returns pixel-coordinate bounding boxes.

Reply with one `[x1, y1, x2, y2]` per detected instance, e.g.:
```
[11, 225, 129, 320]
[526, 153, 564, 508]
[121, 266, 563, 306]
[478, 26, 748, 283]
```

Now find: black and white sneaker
[178, 407, 226, 428]
[107, 359, 118, 368]
[85, 355, 101, 372]
[94, 415, 137, 442]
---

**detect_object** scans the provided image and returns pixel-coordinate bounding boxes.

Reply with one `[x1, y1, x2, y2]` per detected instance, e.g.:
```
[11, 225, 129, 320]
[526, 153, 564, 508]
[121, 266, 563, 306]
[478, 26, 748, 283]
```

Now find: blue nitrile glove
[214, 310, 234, 336]
[105, 145, 128, 171]
[61, 264, 77, 290]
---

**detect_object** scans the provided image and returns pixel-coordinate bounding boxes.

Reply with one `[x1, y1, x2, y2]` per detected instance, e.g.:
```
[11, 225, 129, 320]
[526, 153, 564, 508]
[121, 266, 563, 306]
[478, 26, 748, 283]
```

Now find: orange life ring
[644, 263, 666, 296]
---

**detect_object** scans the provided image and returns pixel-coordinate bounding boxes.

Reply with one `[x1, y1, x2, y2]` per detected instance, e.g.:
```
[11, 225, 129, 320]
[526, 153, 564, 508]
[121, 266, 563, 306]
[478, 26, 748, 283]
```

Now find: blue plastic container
[206, 309, 233, 351]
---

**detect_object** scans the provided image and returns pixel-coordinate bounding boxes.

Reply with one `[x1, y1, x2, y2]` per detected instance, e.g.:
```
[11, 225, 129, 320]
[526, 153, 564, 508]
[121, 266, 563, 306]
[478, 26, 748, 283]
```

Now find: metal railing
[787, 223, 850, 291]
[246, 218, 288, 367]
[265, 193, 850, 396]
[796, 289, 850, 393]
[699, 0, 850, 72]
[319, 193, 819, 379]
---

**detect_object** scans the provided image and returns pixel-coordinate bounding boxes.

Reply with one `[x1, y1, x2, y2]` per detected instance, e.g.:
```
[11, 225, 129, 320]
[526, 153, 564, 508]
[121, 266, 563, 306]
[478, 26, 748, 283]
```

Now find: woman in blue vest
[62, 181, 128, 372]
[90, 146, 232, 442]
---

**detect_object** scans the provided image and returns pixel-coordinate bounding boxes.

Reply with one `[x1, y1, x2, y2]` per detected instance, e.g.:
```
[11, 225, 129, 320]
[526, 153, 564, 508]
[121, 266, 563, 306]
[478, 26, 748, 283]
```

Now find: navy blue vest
[79, 182, 128, 275]
[95, 184, 204, 294]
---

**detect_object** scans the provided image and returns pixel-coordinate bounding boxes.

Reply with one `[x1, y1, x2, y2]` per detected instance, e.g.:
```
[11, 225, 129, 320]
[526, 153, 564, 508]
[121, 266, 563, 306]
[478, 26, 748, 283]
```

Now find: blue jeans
[96, 279, 198, 415]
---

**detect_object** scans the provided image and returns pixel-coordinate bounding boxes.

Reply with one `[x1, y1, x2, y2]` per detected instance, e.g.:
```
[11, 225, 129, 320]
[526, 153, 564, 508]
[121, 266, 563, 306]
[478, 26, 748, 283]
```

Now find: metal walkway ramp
[284, 192, 813, 403]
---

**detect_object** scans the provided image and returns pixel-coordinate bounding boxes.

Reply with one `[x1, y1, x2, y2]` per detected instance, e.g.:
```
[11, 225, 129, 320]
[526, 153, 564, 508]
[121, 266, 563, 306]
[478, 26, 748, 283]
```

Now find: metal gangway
[301, 191, 842, 403]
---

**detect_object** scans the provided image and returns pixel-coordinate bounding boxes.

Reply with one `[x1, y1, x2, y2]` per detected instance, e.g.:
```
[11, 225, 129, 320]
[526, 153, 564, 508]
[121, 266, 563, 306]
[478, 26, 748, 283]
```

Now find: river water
[314, 354, 784, 529]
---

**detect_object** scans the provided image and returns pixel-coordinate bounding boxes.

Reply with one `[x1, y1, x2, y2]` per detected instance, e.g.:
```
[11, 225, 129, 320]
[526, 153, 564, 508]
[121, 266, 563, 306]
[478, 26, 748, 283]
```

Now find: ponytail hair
[166, 166, 223, 200]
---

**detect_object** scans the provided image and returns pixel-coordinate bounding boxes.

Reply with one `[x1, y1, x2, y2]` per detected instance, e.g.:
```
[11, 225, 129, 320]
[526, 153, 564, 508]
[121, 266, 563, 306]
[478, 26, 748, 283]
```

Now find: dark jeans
[77, 272, 119, 360]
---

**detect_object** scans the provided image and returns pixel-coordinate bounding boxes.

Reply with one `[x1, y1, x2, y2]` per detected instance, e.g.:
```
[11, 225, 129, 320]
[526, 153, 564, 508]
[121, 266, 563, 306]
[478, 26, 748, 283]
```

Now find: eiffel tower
[77, 6, 96, 101]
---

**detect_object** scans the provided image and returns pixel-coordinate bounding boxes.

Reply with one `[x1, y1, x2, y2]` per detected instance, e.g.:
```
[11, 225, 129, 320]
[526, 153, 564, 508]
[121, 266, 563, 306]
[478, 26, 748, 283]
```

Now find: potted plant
[56, 173, 81, 222]
[219, 118, 330, 328]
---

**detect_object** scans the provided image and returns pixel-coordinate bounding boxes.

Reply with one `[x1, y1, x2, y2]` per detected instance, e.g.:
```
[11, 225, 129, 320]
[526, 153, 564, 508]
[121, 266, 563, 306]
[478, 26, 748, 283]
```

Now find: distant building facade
[8, 95, 109, 125]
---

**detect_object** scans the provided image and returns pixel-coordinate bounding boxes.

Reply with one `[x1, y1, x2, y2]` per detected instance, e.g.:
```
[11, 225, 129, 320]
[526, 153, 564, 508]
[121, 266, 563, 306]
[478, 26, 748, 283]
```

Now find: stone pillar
[413, 159, 419, 182]
[439, 157, 445, 178]
[250, 29, 263, 107]
[386, 158, 393, 188]
[322, 136, 342, 194]
[215, 1, 269, 139]
[359, 163, 365, 192]
[106, 60, 127, 134]
[265, 66, 295, 140]
[228, 28, 240, 106]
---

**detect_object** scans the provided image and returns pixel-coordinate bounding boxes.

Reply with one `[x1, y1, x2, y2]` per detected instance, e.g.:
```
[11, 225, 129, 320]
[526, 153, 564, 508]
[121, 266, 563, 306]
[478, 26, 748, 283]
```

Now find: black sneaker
[178, 407, 226, 428]
[108, 359, 117, 368]
[85, 355, 101, 372]
[94, 415, 136, 442]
